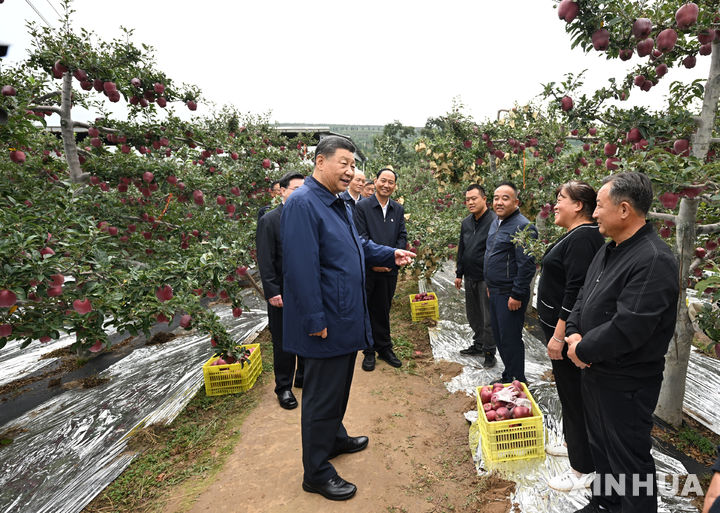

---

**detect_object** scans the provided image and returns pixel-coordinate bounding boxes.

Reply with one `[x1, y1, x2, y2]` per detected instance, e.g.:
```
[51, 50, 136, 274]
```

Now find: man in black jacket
[566, 172, 679, 513]
[256, 171, 306, 409]
[354, 167, 407, 371]
[455, 184, 497, 367]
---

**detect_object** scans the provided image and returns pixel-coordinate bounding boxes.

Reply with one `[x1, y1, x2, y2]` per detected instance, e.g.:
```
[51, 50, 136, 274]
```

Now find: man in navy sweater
[484, 181, 537, 384]
[354, 167, 407, 371]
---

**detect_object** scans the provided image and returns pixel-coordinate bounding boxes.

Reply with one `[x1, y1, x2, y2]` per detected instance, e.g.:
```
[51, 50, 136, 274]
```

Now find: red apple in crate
[486, 410, 497, 422]
[495, 406, 510, 421]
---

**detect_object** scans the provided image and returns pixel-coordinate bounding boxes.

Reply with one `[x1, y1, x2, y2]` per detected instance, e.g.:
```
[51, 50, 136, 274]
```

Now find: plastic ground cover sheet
[424, 263, 718, 513]
[0, 291, 267, 513]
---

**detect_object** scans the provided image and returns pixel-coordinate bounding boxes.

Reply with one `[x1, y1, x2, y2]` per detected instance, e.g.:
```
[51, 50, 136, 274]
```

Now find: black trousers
[541, 324, 594, 474]
[582, 374, 661, 513]
[363, 271, 398, 355]
[487, 291, 527, 382]
[301, 352, 356, 484]
[465, 278, 496, 353]
[267, 304, 304, 394]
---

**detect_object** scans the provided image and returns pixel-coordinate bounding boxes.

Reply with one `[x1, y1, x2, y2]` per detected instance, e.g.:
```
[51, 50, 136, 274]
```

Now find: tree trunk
[654, 39, 720, 427]
[59, 72, 89, 184]
[655, 198, 698, 426]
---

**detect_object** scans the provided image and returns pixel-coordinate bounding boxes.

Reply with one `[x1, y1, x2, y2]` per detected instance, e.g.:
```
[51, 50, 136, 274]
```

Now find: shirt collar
[308, 176, 343, 206]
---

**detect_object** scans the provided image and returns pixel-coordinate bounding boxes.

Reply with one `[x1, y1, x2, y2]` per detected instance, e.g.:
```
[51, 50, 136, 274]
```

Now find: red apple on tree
[675, 3, 699, 30]
[557, 0, 579, 23]
[657, 29, 678, 53]
[632, 18, 652, 39]
[560, 95, 573, 111]
[0, 289, 17, 308]
[591, 28, 610, 51]
[73, 299, 92, 314]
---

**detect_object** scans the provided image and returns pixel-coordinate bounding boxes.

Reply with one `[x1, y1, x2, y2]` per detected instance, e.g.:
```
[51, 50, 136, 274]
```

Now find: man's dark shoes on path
[362, 352, 375, 371]
[378, 349, 402, 368]
[302, 474, 357, 501]
[329, 435, 369, 459]
[277, 390, 298, 410]
[482, 351, 496, 368]
[459, 345, 483, 356]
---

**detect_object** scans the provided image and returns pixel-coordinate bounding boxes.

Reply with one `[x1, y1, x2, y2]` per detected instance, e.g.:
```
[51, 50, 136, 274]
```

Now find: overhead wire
[44, 0, 63, 19]
[24, 0, 54, 27]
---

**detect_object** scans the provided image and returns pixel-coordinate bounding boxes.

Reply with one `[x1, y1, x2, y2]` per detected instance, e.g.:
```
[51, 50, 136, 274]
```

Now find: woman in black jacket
[537, 181, 605, 492]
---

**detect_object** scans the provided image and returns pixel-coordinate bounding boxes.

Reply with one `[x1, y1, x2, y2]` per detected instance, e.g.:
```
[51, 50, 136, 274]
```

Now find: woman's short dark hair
[555, 181, 597, 220]
[314, 136, 356, 163]
[602, 172, 653, 215]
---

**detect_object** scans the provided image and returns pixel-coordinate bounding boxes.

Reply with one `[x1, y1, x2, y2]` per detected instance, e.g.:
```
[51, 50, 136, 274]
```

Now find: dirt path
[161, 356, 513, 513]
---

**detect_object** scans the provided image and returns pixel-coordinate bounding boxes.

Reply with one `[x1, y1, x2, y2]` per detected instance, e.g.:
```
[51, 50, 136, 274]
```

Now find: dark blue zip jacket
[483, 208, 537, 300]
[281, 177, 396, 358]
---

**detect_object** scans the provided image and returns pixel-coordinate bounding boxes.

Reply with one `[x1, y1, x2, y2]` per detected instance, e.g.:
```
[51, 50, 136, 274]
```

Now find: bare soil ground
[159, 357, 512, 513]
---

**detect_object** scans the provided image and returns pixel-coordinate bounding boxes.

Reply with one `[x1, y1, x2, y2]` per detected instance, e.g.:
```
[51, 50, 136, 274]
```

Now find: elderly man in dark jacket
[256, 171, 306, 410]
[566, 172, 679, 513]
[455, 184, 497, 366]
[354, 167, 407, 371]
[282, 136, 415, 501]
[484, 181, 537, 384]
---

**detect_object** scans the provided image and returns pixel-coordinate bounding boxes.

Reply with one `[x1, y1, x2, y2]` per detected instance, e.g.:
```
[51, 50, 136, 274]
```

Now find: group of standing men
[456, 173, 682, 513]
[255, 135, 685, 512]
[255, 136, 413, 500]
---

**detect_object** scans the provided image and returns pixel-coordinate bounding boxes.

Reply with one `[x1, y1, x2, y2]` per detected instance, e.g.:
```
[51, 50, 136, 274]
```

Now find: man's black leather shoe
[378, 349, 402, 368]
[277, 390, 298, 410]
[329, 435, 369, 459]
[361, 352, 375, 371]
[459, 345, 483, 356]
[482, 352, 497, 368]
[302, 475, 357, 501]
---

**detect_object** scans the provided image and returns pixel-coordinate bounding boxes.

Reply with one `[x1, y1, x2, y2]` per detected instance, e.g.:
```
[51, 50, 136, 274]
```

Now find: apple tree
[553, 0, 720, 426]
[0, 8, 309, 361]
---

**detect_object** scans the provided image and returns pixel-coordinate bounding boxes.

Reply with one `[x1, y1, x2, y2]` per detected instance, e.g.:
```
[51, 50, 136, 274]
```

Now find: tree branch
[72, 120, 119, 133]
[31, 91, 61, 103]
[29, 105, 62, 115]
[698, 222, 720, 235]
[649, 211, 677, 222]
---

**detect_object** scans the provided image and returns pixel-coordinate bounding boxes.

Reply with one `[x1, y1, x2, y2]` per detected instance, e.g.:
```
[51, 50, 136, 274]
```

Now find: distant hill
[276, 123, 420, 160]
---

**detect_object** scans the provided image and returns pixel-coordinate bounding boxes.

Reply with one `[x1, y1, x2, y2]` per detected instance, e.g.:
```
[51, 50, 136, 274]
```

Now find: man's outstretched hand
[395, 249, 415, 266]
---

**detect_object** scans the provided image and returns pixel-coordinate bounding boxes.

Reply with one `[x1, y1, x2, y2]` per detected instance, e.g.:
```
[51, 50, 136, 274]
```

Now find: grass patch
[678, 426, 718, 457]
[83, 328, 273, 513]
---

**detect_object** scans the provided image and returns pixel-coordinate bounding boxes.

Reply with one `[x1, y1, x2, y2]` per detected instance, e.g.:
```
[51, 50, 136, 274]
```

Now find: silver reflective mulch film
[0, 291, 267, 513]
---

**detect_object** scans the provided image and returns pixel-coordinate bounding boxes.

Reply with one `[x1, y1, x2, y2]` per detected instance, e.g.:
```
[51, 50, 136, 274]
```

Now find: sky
[0, 0, 712, 127]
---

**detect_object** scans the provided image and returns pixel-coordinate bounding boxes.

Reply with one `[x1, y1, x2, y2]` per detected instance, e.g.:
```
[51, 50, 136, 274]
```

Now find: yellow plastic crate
[408, 292, 439, 321]
[476, 383, 545, 464]
[202, 343, 262, 396]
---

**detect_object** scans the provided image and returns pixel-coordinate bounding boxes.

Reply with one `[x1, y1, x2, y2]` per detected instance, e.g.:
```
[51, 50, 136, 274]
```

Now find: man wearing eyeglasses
[256, 171, 306, 410]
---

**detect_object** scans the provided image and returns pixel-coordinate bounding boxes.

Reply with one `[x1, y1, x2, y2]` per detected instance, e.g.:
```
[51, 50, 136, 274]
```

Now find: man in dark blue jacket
[282, 136, 415, 501]
[256, 171, 306, 410]
[566, 172, 679, 513]
[354, 167, 407, 371]
[484, 181, 537, 384]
